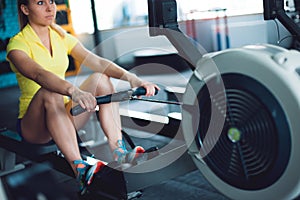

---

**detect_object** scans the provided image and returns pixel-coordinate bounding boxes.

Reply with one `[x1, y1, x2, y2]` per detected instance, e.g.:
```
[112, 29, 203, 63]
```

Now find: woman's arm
[70, 42, 160, 96]
[7, 49, 96, 111]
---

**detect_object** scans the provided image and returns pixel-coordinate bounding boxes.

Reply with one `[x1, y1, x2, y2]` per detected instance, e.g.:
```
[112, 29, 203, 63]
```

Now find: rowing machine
[148, 0, 300, 199]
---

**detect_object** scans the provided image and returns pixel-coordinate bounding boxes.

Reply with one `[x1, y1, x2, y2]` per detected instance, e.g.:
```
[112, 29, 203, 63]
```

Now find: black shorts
[16, 119, 55, 145]
[16, 118, 25, 141]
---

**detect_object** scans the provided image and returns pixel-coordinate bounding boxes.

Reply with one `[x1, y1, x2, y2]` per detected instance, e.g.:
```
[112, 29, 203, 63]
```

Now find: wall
[0, 0, 19, 61]
[0, 0, 19, 88]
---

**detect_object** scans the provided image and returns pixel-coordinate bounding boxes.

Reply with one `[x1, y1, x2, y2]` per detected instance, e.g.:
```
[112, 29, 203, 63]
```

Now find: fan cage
[196, 73, 291, 190]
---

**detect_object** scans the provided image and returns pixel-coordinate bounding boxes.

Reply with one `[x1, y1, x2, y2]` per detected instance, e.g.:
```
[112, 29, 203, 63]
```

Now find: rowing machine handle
[70, 87, 158, 116]
[132, 87, 158, 96]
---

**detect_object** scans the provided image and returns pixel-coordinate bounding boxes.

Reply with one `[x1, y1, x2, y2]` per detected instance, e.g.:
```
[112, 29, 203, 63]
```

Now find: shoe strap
[114, 140, 128, 154]
[117, 139, 127, 150]
[74, 159, 89, 166]
[74, 160, 90, 177]
[113, 140, 129, 163]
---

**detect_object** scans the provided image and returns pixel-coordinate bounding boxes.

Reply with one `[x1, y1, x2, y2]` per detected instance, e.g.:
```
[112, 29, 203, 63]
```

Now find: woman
[7, 0, 159, 194]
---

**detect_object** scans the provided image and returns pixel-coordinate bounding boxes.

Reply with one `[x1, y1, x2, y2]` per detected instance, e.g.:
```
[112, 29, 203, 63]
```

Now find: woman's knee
[90, 72, 110, 84]
[83, 73, 114, 95]
[97, 73, 114, 94]
[38, 88, 64, 109]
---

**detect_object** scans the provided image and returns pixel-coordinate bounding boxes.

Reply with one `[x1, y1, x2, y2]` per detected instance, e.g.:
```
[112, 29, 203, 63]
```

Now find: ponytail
[17, 0, 28, 30]
[50, 23, 66, 38]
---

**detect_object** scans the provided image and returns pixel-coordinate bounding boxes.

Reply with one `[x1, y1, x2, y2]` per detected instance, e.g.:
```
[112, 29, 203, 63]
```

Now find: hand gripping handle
[70, 87, 158, 116]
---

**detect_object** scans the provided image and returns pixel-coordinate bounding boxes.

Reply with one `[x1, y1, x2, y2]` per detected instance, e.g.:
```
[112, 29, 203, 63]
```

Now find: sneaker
[127, 146, 145, 163]
[113, 140, 145, 164]
[74, 159, 106, 195]
[113, 140, 129, 164]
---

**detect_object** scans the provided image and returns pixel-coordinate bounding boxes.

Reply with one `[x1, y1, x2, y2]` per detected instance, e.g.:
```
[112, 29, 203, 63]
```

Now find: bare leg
[21, 88, 82, 176]
[67, 73, 123, 155]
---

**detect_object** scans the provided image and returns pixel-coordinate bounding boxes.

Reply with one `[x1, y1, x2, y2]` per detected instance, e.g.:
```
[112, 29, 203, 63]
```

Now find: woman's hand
[138, 81, 160, 97]
[129, 75, 160, 97]
[70, 87, 96, 112]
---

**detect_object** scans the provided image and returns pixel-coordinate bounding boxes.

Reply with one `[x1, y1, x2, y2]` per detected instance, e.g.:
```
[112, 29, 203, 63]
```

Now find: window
[69, 1, 94, 34]
[95, 0, 149, 29]
[69, 0, 149, 33]
[69, 0, 263, 34]
[177, 0, 263, 20]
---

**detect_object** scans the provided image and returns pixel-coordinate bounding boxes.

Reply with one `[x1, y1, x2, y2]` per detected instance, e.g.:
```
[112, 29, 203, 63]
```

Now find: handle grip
[70, 104, 86, 116]
[70, 87, 158, 116]
[70, 95, 112, 116]
[132, 87, 158, 96]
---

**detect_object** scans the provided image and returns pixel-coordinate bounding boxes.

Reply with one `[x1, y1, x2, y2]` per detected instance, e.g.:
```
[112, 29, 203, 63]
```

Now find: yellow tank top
[6, 24, 78, 118]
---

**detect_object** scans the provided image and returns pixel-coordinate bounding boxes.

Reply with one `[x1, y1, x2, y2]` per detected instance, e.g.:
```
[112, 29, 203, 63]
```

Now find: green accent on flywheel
[227, 127, 242, 143]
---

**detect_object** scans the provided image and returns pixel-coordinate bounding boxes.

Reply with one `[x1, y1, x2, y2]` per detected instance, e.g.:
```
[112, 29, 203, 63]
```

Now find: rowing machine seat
[0, 128, 58, 161]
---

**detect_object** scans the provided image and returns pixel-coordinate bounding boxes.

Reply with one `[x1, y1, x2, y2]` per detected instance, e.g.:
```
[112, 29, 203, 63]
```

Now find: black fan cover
[196, 73, 291, 190]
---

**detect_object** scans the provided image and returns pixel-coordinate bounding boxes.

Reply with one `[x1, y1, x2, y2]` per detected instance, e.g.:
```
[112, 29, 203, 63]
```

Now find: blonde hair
[17, 0, 65, 38]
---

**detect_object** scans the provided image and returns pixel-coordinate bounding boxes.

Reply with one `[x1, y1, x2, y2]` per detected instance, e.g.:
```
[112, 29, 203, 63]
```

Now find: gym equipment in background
[210, 8, 230, 51]
[264, 0, 300, 37]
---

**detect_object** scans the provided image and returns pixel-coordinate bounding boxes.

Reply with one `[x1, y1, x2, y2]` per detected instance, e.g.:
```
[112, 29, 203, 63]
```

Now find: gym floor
[0, 68, 229, 200]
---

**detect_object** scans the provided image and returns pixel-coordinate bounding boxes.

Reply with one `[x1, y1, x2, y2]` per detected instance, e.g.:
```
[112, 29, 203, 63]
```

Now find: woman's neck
[29, 22, 49, 39]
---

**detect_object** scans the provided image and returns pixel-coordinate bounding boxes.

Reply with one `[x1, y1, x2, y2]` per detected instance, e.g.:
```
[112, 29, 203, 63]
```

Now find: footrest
[144, 146, 160, 161]
[0, 128, 58, 160]
[82, 161, 127, 200]
[131, 146, 160, 165]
